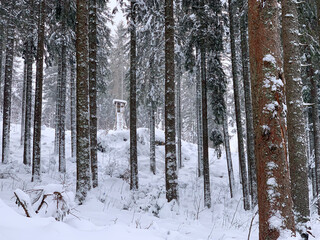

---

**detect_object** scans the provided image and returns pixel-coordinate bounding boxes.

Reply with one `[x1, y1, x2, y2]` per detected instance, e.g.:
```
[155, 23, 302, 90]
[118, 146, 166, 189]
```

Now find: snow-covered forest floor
[0, 123, 318, 239]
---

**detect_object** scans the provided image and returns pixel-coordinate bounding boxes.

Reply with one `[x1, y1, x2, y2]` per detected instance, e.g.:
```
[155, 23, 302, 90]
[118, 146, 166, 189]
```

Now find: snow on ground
[0, 123, 318, 239]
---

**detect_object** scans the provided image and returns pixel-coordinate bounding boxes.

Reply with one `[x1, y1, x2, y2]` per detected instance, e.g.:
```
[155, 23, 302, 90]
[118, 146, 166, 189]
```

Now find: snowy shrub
[119, 168, 130, 183]
[14, 184, 74, 221]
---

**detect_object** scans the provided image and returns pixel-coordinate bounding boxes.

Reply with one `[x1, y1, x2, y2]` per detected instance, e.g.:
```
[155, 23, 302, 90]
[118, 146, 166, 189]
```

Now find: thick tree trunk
[23, 0, 34, 166]
[32, 0, 46, 182]
[223, 107, 235, 198]
[165, 0, 178, 202]
[70, 57, 76, 158]
[21, 60, 27, 146]
[130, 0, 138, 191]
[283, 0, 310, 226]
[239, 0, 257, 208]
[314, 0, 320, 216]
[76, 0, 91, 203]
[248, 0, 296, 237]
[89, 0, 98, 188]
[0, 23, 3, 113]
[2, 3, 15, 164]
[228, 0, 250, 211]
[310, 70, 320, 215]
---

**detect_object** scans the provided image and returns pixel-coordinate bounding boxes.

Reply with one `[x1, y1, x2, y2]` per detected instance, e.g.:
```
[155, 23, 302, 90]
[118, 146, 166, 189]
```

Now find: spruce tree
[248, 0, 296, 237]
[76, 0, 91, 203]
[32, 0, 46, 182]
[165, 0, 178, 202]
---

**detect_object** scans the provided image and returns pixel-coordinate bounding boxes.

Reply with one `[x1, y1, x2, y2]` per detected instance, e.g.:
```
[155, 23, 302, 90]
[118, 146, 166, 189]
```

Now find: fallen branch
[247, 210, 258, 240]
[14, 191, 31, 218]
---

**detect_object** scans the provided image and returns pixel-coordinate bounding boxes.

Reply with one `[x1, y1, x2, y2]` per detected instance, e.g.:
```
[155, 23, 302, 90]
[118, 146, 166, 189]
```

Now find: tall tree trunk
[149, 55, 156, 175]
[165, 0, 178, 202]
[239, 0, 257, 208]
[248, 0, 296, 237]
[200, 46, 211, 208]
[222, 105, 235, 198]
[76, 0, 91, 203]
[314, 0, 320, 216]
[70, 57, 76, 158]
[89, 0, 98, 188]
[228, 0, 250, 211]
[54, 60, 61, 154]
[176, 63, 182, 169]
[32, 0, 46, 182]
[130, 0, 138, 191]
[23, 0, 34, 166]
[196, 51, 203, 177]
[2, 3, 15, 164]
[21, 60, 27, 146]
[59, 6, 67, 173]
[0, 23, 3, 113]
[283, 0, 310, 226]
[310, 69, 320, 215]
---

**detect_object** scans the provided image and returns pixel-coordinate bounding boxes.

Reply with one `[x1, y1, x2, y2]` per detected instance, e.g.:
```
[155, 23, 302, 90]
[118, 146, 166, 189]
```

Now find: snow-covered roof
[113, 99, 127, 105]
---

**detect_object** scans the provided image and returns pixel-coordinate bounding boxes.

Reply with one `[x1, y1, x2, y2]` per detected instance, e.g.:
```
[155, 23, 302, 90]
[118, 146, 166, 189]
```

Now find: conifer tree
[76, 0, 91, 203]
[283, 0, 310, 227]
[165, 0, 178, 202]
[248, 0, 296, 237]
[32, 0, 46, 182]
[2, 1, 15, 164]
[130, 0, 138, 190]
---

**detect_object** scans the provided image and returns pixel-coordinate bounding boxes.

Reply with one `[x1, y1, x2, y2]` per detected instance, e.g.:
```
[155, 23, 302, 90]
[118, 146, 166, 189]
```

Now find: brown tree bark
[89, 0, 98, 188]
[130, 0, 138, 191]
[283, 0, 310, 227]
[23, 0, 34, 166]
[248, 0, 296, 237]
[32, 0, 46, 182]
[76, 0, 91, 203]
[165, 0, 178, 202]
[239, 0, 257, 208]
[228, 0, 250, 210]
[2, 1, 15, 164]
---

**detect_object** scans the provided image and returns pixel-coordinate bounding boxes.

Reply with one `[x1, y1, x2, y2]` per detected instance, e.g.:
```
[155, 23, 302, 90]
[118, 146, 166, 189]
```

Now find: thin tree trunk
[283, 0, 310, 226]
[89, 0, 98, 188]
[76, 0, 91, 203]
[58, 37, 67, 173]
[223, 107, 235, 198]
[239, 0, 257, 208]
[23, 0, 34, 166]
[2, 3, 15, 164]
[200, 45, 211, 208]
[165, 0, 178, 202]
[32, 0, 46, 182]
[228, 0, 250, 211]
[196, 51, 203, 177]
[176, 63, 182, 169]
[70, 57, 76, 158]
[130, 0, 138, 191]
[54, 60, 61, 154]
[149, 55, 156, 175]
[248, 0, 296, 236]
[21, 60, 27, 146]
